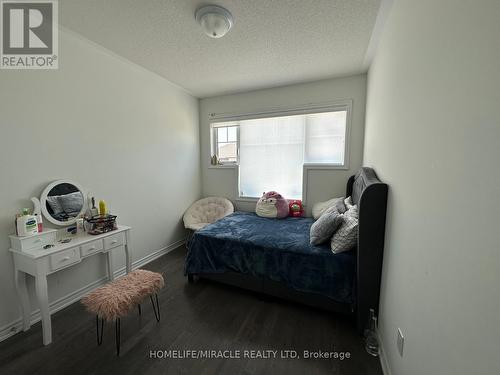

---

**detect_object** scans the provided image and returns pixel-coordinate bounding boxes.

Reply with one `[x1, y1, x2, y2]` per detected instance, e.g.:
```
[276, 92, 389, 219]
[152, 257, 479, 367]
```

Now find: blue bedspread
[184, 211, 356, 304]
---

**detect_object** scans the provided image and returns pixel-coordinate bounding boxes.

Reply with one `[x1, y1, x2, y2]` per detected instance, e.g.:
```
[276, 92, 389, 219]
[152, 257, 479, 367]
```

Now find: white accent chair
[183, 197, 234, 231]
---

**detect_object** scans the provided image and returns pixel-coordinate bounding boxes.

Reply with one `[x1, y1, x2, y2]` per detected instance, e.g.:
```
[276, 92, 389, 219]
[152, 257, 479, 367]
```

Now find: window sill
[303, 163, 349, 170]
[207, 164, 238, 169]
[235, 196, 259, 203]
[208, 164, 347, 170]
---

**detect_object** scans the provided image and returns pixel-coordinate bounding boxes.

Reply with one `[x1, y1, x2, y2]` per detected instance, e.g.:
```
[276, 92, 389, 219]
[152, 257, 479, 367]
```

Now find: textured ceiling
[60, 0, 381, 98]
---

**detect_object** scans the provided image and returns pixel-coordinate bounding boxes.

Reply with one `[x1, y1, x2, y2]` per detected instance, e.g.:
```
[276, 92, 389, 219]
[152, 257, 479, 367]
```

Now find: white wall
[199, 75, 367, 214]
[364, 1, 500, 374]
[0, 29, 200, 336]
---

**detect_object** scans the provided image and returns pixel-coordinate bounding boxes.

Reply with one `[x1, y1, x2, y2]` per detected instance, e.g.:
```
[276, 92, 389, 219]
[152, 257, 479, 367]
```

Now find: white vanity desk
[9, 225, 132, 346]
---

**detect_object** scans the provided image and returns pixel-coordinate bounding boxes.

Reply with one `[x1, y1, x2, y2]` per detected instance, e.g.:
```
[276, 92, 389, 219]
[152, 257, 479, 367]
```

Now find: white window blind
[304, 111, 347, 164]
[239, 115, 305, 199]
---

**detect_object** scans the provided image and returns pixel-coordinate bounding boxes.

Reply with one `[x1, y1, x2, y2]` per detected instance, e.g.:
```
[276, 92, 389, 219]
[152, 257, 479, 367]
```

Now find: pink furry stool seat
[82, 269, 164, 356]
[82, 269, 164, 321]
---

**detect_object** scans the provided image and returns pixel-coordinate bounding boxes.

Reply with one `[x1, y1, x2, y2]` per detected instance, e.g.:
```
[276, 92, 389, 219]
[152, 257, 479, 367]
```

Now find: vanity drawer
[80, 240, 104, 257]
[10, 230, 57, 251]
[103, 232, 125, 250]
[50, 247, 81, 271]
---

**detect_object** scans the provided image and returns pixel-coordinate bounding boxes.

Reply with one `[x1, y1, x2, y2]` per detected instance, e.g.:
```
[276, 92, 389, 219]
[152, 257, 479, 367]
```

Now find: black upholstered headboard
[346, 167, 388, 333]
[47, 183, 80, 196]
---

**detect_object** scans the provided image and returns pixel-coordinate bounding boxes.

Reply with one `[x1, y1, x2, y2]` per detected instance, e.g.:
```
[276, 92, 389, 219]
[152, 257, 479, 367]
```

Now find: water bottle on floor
[364, 309, 379, 356]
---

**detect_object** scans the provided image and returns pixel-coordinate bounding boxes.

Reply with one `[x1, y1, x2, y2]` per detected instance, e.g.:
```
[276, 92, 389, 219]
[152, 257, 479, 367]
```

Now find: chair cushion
[189, 222, 210, 231]
[81, 269, 164, 321]
[183, 197, 234, 231]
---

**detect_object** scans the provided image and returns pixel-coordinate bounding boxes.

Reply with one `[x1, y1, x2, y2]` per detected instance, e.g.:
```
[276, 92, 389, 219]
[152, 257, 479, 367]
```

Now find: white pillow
[330, 205, 359, 254]
[344, 196, 354, 210]
[312, 197, 346, 220]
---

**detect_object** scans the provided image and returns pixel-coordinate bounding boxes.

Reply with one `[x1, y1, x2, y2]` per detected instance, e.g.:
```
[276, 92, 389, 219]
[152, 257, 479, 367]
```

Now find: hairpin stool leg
[115, 318, 121, 356]
[150, 294, 160, 322]
[96, 315, 104, 346]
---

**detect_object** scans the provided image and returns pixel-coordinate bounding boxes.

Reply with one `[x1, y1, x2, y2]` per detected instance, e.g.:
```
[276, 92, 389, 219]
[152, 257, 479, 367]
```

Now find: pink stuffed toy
[256, 191, 290, 218]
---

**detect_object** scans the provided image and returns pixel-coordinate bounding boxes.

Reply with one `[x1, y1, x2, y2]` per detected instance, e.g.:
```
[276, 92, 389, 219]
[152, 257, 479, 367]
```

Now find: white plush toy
[255, 191, 289, 219]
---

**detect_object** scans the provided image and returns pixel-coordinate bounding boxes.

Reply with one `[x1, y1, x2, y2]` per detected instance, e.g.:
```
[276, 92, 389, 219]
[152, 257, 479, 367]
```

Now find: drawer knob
[62, 256, 71, 261]
[111, 240, 118, 245]
[88, 247, 96, 251]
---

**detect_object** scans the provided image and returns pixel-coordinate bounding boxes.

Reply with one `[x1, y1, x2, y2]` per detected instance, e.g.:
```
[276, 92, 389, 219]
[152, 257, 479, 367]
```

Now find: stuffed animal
[288, 199, 304, 217]
[255, 191, 289, 218]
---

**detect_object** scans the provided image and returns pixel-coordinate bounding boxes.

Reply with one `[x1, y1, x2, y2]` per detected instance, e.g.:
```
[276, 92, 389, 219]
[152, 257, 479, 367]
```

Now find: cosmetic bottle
[90, 197, 98, 217]
[76, 216, 85, 233]
[14, 214, 21, 236]
[31, 197, 42, 232]
[16, 208, 38, 237]
[34, 213, 43, 233]
[98, 200, 107, 216]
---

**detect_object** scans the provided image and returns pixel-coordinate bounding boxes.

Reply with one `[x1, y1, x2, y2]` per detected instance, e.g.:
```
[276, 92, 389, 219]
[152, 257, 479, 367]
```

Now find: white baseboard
[0, 238, 186, 343]
[378, 331, 392, 375]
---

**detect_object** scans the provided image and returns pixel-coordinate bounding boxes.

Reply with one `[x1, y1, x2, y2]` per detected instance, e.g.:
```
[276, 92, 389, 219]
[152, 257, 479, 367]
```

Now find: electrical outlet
[397, 328, 404, 357]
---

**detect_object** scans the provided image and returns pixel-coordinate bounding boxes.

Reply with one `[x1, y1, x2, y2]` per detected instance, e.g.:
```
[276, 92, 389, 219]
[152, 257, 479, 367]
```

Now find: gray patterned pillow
[312, 197, 347, 219]
[310, 207, 343, 245]
[46, 196, 64, 214]
[330, 205, 359, 253]
[59, 192, 84, 215]
[344, 196, 354, 210]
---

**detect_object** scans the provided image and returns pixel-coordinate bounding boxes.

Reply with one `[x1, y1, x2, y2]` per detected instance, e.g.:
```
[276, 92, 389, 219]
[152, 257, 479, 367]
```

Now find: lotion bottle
[17, 208, 38, 237]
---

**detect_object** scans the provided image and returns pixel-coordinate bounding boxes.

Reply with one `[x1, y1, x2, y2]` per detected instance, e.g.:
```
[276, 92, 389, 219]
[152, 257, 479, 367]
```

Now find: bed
[185, 167, 388, 333]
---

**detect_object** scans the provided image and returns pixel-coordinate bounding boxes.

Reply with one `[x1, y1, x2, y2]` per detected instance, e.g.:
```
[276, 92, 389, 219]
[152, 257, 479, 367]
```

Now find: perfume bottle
[365, 310, 379, 356]
[90, 197, 99, 217]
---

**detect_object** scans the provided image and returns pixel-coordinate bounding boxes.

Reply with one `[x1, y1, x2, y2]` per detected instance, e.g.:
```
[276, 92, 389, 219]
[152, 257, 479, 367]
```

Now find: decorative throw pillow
[331, 205, 359, 254]
[310, 207, 343, 245]
[312, 197, 346, 220]
[255, 191, 289, 218]
[46, 195, 64, 214]
[59, 192, 84, 215]
[344, 196, 354, 210]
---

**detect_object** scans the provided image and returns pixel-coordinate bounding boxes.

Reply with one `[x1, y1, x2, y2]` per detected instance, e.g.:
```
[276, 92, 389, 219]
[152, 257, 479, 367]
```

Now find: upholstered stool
[81, 269, 164, 356]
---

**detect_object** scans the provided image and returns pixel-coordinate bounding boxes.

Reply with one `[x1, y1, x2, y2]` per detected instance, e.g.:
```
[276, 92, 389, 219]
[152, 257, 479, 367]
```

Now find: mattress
[184, 211, 356, 304]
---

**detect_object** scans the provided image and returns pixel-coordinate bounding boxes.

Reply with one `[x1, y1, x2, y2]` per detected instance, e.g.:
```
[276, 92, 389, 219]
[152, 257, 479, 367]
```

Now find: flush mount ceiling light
[195, 5, 234, 39]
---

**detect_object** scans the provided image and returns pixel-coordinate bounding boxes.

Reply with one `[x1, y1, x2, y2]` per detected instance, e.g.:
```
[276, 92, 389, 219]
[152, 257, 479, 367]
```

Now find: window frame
[208, 100, 353, 202]
[210, 123, 240, 166]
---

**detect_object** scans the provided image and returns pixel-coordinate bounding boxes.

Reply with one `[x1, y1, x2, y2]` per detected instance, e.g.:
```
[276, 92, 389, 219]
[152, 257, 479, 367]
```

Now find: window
[210, 105, 350, 199]
[211, 123, 238, 164]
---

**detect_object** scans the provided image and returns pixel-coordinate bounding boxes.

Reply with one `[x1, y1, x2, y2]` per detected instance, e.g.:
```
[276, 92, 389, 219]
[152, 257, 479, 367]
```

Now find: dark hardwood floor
[0, 246, 382, 375]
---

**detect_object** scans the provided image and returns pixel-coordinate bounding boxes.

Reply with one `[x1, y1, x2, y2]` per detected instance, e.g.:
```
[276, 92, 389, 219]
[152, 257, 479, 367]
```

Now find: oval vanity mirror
[40, 180, 87, 226]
